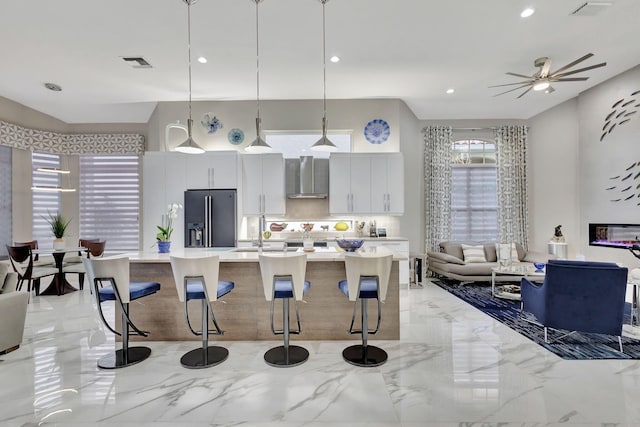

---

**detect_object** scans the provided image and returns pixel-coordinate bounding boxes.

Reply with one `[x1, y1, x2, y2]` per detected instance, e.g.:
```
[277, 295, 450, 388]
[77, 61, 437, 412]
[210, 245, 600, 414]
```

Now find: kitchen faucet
[257, 214, 266, 249]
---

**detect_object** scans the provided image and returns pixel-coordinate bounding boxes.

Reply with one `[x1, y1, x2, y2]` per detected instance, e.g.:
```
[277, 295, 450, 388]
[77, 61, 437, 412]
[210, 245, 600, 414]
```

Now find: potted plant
[156, 202, 182, 253]
[43, 211, 72, 250]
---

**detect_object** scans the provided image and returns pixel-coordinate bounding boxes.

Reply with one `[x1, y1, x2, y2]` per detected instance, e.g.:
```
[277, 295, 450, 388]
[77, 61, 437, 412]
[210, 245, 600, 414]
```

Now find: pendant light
[32, 155, 76, 192]
[311, 0, 337, 152]
[175, 0, 205, 154]
[245, 0, 272, 153]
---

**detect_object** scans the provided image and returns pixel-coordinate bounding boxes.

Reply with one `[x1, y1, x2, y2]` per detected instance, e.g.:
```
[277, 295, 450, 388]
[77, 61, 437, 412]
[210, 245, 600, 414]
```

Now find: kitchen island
[123, 247, 401, 341]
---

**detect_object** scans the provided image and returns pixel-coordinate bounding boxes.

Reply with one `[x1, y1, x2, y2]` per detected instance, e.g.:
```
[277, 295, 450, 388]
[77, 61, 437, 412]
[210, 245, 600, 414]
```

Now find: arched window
[450, 139, 498, 241]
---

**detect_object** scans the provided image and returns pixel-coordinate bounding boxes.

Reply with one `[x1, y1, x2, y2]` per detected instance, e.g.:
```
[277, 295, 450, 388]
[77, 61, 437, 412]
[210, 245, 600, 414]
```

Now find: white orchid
[157, 202, 183, 242]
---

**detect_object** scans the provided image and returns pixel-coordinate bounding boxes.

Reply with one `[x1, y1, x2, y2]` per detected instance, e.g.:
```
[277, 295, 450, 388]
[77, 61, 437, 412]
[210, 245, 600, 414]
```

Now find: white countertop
[123, 246, 406, 263]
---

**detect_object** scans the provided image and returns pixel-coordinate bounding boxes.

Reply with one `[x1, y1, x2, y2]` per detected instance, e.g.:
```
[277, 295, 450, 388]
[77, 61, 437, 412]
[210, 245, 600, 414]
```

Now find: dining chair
[64, 240, 106, 290]
[14, 240, 54, 267]
[6, 244, 58, 298]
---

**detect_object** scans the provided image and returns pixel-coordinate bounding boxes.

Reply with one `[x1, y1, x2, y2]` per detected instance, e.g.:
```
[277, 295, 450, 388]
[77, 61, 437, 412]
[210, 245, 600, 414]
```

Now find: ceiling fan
[490, 53, 606, 98]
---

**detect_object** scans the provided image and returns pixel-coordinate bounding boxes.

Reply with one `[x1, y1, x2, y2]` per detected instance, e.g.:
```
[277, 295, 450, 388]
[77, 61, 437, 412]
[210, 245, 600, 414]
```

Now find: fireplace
[589, 223, 640, 249]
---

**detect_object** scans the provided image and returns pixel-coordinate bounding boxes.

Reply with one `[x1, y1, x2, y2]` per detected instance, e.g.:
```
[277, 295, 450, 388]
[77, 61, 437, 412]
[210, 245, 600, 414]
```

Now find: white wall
[577, 65, 640, 265]
[399, 101, 423, 255]
[528, 99, 580, 257]
[148, 99, 402, 154]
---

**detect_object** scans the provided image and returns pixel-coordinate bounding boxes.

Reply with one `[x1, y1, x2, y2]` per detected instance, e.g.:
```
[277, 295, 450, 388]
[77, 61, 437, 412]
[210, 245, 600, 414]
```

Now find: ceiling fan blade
[549, 53, 594, 76]
[506, 72, 534, 79]
[488, 81, 534, 88]
[517, 87, 533, 99]
[493, 83, 532, 97]
[539, 58, 552, 78]
[552, 62, 607, 78]
[551, 77, 589, 82]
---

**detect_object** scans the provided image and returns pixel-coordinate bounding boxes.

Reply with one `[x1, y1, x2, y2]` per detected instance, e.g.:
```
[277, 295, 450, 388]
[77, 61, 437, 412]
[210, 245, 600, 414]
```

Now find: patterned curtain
[495, 125, 529, 249]
[423, 126, 452, 251]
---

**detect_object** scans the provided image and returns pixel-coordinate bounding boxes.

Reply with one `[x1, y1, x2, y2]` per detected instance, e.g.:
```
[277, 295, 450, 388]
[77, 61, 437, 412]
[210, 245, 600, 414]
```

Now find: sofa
[427, 241, 552, 282]
[0, 262, 29, 354]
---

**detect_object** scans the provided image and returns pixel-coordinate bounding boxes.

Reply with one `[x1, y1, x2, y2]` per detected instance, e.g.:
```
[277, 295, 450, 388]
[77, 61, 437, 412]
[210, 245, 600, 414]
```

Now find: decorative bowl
[533, 262, 545, 271]
[336, 239, 364, 252]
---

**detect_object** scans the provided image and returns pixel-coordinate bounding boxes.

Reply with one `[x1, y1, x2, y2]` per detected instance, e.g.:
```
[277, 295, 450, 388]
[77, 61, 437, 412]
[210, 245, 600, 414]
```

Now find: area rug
[432, 279, 640, 360]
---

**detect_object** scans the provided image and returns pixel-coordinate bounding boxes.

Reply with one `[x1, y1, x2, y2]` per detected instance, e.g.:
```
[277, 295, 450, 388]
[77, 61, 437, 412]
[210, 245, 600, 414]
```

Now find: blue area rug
[433, 279, 640, 360]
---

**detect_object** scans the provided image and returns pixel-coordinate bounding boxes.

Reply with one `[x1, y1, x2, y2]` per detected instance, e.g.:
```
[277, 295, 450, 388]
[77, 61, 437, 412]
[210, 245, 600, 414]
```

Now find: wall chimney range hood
[286, 156, 328, 199]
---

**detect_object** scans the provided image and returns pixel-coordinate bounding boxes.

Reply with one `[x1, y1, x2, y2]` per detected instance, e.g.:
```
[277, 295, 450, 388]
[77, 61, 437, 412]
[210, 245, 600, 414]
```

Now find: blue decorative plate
[201, 113, 223, 134]
[227, 128, 244, 145]
[364, 119, 390, 144]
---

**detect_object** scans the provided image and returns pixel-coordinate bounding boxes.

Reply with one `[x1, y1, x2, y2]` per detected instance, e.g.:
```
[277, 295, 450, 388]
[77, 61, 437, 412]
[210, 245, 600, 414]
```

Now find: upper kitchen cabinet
[242, 153, 286, 215]
[329, 153, 371, 214]
[329, 153, 404, 215]
[370, 153, 404, 215]
[185, 151, 238, 189]
[142, 152, 187, 249]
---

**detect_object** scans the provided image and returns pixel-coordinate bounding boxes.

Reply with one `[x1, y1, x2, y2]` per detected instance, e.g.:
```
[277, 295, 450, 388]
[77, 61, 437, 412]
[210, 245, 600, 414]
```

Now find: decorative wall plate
[227, 128, 244, 145]
[201, 113, 223, 134]
[364, 119, 390, 144]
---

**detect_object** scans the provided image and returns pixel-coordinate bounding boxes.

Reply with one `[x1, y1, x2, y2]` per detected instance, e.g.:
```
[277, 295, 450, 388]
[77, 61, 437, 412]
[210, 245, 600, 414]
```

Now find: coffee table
[491, 264, 545, 300]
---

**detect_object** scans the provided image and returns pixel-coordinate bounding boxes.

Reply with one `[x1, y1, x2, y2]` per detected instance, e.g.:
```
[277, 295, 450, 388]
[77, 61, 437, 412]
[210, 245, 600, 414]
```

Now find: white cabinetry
[185, 151, 238, 189]
[329, 153, 371, 214]
[142, 151, 238, 250]
[142, 152, 187, 250]
[329, 153, 403, 215]
[242, 154, 285, 215]
[362, 240, 410, 285]
[369, 153, 404, 215]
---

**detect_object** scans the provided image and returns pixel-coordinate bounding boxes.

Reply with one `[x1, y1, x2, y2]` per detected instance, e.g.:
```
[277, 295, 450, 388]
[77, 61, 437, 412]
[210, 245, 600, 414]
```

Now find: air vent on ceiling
[121, 57, 152, 68]
[570, 1, 613, 16]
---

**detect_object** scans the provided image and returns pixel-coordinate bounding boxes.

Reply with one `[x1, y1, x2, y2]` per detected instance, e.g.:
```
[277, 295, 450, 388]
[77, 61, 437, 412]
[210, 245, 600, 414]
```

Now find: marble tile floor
[2, 278, 640, 427]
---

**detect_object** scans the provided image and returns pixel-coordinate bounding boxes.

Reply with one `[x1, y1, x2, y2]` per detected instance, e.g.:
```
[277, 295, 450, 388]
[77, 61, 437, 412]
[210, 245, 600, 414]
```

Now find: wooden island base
[126, 259, 400, 341]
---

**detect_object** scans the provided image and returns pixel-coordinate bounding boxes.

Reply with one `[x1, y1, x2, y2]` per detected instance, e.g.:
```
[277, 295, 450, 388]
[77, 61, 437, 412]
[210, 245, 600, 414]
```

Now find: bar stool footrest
[98, 346, 152, 369]
[264, 345, 309, 367]
[342, 344, 387, 367]
[180, 346, 229, 369]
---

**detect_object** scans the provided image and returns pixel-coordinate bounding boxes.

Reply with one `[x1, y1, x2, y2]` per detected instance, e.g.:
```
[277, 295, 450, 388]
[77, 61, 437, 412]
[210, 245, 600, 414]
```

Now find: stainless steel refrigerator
[184, 189, 236, 248]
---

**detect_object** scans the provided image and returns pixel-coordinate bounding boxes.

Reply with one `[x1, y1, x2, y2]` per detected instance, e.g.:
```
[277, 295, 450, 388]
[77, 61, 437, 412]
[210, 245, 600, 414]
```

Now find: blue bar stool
[170, 255, 234, 369]
[259, 253, 310, 367]
[338, 249, 393, 367]
[82, 257, 160, 369]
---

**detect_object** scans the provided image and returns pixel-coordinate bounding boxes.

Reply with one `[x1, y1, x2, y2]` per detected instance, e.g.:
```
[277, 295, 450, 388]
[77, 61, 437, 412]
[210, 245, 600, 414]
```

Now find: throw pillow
[495, 242, 519, 262]
[461, 244, 487, 263]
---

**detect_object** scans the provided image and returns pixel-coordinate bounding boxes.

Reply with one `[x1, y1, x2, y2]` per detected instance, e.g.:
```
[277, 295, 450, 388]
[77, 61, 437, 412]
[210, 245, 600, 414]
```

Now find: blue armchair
[521, 259, 628, 352]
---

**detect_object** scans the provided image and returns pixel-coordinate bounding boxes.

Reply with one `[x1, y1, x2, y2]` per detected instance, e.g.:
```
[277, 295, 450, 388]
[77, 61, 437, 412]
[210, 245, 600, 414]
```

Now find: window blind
[0, 146, 12, 257]
[32, 152, 61, 249]
[451, 165, 498, 242]
[79, 155, 141, 251]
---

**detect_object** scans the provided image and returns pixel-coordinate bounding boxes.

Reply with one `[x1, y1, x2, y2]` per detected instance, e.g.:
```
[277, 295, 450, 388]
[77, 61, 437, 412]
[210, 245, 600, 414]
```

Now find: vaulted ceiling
[0, 0, 638, 123]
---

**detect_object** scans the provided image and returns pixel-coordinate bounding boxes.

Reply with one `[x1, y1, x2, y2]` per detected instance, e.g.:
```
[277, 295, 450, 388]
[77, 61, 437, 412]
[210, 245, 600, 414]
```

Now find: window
[32, 152, 61, 249]
[451, 140, 498, 241]
[79, 155, 140, 251]
[265, 133, 351, 158]
[0, 145, 11, 257]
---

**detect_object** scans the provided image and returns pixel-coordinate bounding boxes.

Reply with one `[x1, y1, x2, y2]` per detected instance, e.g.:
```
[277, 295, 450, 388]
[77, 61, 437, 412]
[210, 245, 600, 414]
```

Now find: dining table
[33, 247, 87, 295]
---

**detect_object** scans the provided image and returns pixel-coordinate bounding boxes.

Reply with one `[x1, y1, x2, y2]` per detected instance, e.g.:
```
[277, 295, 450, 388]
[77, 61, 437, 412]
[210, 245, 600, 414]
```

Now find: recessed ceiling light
[197, 56, 208, 64]
[446, 88, 455, 94]
[44, 82, 62, 92]
[520, 7, 535, 18]
[330, 56, 340, 63]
